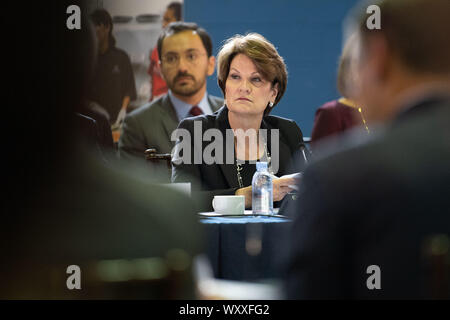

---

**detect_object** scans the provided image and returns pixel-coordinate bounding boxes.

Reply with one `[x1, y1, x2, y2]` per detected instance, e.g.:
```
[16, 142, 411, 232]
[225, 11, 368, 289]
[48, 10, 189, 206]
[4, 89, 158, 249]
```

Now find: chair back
[145, 148, 172, 169]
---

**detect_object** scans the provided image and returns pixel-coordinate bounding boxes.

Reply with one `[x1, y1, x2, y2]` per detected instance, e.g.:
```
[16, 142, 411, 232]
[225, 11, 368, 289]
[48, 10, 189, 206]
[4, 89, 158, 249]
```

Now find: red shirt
[311, 99, 364, 147]
[148, 47, 168, 101]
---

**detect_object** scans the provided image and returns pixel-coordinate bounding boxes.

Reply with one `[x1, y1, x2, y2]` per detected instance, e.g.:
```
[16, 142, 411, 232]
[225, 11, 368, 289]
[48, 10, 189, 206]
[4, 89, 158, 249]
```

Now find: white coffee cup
[212, 195, 245, 215]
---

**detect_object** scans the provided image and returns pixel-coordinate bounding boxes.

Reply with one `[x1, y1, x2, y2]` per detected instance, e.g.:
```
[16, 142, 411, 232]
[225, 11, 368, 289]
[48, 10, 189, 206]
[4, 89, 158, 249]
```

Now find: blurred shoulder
[316, 99, 340, 112]
[112, 46, 132, 61]
[305, 126, 386, 186]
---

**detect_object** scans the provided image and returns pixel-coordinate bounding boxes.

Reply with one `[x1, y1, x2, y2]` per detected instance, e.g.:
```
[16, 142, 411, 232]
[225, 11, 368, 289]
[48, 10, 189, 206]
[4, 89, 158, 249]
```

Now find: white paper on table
[268, 172, 302, 191]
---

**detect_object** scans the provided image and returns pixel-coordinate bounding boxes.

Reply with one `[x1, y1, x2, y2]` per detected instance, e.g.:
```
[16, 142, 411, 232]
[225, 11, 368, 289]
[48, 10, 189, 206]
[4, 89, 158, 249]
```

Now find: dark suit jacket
[284, 95, 450, 299]
[119, 94, 223, 161]
[171, 106, 306, 211]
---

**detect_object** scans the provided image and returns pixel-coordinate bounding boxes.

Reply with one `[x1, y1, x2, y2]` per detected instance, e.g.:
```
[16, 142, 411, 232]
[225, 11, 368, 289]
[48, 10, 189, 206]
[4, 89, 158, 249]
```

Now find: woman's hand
[235, 186, 252, 208]
[272, 176, 299, 202]
[236, 174, 301, 207]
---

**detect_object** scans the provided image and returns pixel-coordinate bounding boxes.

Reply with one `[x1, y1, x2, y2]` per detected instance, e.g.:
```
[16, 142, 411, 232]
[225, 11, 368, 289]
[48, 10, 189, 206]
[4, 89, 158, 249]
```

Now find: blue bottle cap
[256, 161, 268, 171]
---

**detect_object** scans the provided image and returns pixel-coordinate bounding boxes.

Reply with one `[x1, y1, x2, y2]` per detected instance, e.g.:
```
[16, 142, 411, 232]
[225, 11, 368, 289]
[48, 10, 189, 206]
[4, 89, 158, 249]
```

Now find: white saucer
[198, 208, 287, 219]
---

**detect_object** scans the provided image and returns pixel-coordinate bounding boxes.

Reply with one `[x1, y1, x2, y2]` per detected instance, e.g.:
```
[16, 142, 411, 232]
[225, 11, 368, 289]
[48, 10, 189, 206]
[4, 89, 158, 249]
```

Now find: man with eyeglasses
[119, 22, 223, 177]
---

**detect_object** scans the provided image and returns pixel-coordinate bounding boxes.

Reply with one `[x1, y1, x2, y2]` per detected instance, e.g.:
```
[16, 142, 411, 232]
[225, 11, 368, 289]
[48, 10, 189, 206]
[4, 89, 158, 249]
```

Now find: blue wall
[185, 0, 359, 136]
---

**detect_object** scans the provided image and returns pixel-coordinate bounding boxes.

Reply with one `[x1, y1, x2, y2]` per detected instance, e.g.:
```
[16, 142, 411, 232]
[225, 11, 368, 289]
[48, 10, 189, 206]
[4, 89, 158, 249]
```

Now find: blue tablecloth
[200, 215, 291, 281]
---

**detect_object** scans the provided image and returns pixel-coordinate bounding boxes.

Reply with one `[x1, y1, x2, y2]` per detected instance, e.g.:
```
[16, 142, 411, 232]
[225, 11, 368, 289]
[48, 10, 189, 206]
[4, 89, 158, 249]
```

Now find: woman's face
[225, 54, 278, 116]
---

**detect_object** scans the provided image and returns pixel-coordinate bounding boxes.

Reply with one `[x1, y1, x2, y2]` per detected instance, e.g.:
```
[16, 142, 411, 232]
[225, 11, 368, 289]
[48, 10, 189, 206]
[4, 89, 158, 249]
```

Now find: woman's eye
[230, 74, 240, 80]
[251, 77, 262, 83]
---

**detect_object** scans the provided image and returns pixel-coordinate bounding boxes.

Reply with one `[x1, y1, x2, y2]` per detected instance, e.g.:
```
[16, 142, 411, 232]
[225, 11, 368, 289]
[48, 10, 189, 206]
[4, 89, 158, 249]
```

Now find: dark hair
[167, 2, 182, 21]
[157, 22, 212, 59]
[90, 9, 116, 47]
[352, 0, 450, 75]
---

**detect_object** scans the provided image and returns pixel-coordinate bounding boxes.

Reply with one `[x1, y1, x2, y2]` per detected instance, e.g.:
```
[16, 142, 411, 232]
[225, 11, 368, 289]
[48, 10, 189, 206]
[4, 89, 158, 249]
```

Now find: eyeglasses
[161, 51, 207, 67]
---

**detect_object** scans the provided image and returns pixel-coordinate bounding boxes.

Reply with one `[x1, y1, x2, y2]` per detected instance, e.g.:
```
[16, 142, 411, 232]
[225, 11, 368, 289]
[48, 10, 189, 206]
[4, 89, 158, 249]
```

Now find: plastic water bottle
[252, 162, 273, 215]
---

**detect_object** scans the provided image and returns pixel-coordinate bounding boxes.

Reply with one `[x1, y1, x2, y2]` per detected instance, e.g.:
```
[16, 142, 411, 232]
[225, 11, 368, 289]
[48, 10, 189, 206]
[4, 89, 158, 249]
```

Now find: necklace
[339, 97, 370, 134]
[235, 139, 271, 188]
[357, 107, 370, 134]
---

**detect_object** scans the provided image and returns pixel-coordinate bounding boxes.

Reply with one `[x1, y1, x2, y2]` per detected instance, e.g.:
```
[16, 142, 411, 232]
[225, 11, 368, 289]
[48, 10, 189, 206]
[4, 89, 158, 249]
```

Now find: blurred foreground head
[347, 0, 450, 123]
[336, 32, 360, 101]
[2, 1, 201, 299]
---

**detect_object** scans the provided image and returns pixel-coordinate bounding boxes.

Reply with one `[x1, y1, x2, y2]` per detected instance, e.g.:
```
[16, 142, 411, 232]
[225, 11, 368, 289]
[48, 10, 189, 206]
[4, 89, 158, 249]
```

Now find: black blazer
[171, 106, 306, 211]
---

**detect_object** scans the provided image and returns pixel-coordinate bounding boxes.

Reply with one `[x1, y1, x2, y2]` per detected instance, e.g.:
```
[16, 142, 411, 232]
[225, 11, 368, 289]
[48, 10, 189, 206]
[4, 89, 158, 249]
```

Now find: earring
[269, 101, 274, 108]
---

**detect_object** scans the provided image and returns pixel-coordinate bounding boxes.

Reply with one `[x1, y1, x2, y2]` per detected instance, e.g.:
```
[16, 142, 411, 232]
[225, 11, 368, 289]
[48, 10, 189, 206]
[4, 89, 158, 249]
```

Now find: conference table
[199, 211, 292, 281]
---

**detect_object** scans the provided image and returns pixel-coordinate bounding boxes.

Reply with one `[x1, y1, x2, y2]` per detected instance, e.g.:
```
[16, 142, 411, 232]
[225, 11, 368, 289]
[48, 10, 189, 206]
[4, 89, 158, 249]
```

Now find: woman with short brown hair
[217, 33, 288, 114]
[172, 33, 306, 210]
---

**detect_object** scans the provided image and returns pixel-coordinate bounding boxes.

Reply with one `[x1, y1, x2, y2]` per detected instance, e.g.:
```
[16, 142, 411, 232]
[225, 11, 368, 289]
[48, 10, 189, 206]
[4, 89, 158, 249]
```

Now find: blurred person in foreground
[310, 33, 369, 150]
[284, 0, 450, 299]
[172, 33, 307, 211]
[1, 1, 201, 299]
[148, 1, 183, 101]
